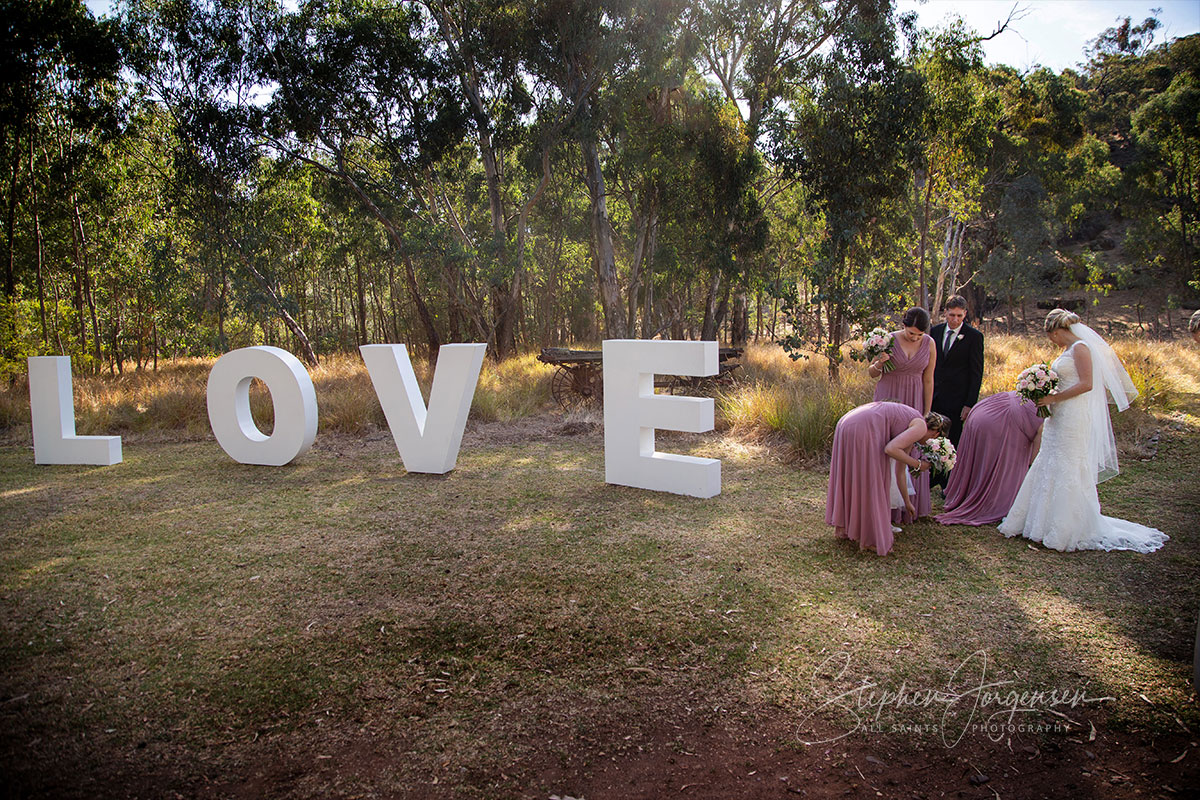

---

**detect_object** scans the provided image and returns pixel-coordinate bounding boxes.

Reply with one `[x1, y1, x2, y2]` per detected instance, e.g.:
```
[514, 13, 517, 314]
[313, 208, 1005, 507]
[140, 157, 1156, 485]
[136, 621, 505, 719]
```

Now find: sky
[896, 0, 1200, 72]
[84, 0, 1200, 73]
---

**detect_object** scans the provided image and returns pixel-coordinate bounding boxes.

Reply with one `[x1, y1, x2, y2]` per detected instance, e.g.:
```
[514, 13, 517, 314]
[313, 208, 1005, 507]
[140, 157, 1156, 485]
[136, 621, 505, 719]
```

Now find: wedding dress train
[998, 339, 1167, 553]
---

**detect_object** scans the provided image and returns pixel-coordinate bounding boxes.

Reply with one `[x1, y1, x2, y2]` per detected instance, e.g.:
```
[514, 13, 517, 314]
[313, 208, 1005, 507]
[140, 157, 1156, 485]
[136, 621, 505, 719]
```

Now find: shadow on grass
[1, 424, 1196, 797]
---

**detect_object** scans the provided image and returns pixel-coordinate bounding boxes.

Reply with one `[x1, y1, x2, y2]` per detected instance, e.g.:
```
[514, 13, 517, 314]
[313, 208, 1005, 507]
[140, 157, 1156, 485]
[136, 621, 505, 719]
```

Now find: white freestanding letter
[603, 340, 720, 498]
[206, 346, 317, 466]
[28, 356, 121, 466]
[360, 343, 487, 474]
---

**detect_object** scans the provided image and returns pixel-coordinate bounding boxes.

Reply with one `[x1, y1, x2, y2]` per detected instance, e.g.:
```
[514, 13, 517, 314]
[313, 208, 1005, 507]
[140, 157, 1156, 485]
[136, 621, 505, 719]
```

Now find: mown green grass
[1, 412, 1197, 796]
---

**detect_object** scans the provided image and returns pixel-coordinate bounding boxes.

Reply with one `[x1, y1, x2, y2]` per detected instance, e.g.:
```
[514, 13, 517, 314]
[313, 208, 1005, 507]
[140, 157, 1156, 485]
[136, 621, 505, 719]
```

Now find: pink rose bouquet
[912, 436, 956, 479]
[1015, 363, 1059, 418]
[862, 327, 896, 374]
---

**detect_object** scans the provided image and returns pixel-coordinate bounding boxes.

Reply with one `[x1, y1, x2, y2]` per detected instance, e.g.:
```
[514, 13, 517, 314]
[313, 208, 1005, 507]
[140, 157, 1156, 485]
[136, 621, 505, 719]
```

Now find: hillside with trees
[2, 0, 1197, 377]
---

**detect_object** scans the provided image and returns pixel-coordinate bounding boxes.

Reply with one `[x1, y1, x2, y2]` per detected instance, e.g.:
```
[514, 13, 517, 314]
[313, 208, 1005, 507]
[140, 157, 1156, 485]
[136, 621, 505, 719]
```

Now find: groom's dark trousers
[930, 321, 984, 488]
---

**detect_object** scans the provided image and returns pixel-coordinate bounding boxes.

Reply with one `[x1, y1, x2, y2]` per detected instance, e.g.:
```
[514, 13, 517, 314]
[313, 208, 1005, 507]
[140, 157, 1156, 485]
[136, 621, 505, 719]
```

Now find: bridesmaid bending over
[826, 402, 950, 556]
[868, 307, 937, 521]
[934, 391, 1044, 527]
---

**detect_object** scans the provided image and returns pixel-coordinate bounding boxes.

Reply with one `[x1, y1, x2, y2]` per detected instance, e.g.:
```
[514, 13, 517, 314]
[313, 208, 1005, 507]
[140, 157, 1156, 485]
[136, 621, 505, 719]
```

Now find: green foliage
[979, 175, 1058, 309]
[767, 0, 921, 375]
[3, 2, 1199, 378]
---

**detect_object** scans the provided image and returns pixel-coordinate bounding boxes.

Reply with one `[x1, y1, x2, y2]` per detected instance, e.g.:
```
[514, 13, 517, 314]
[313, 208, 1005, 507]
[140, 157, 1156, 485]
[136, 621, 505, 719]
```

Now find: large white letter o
[206, 346, 317, 466]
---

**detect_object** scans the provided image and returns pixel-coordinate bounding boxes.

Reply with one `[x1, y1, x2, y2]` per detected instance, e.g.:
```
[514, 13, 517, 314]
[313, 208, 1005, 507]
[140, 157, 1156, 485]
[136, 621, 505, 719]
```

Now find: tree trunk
[700, 268, 723, 341]
[401, 252, 441, 358]
[30, 138, 46, 342]
[626, 187, 658, 338]
[826, 300, 842, 381]
[354, 251, 367, 347]
[918, 171, 933, 309]
[731, 289, 749, 347]
[581, 137, 627, 338]
[496, 149, 552, 357]
[66, 197, 89, 369]
[3, 136, 19, 300]
[931, 220, 960, 320]
[642, 210, 658, 340]
[388, 259, 402, 344]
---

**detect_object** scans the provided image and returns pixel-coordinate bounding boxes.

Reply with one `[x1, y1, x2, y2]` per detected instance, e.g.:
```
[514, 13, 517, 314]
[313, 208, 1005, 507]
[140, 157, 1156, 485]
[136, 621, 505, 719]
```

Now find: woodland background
[3, 0, 1198, 380]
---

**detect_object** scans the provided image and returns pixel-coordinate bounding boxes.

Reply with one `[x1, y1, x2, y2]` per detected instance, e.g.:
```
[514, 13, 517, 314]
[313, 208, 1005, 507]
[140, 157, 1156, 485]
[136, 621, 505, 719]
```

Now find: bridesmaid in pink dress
[826, 403, 949, 555]
[868, 307, 937, 522]
[935, 392, 1044, 526]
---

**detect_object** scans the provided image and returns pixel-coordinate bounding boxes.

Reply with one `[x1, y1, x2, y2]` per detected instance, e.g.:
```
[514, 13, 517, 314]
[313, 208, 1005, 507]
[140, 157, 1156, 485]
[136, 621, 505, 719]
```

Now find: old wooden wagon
[537, 347, 743, 410]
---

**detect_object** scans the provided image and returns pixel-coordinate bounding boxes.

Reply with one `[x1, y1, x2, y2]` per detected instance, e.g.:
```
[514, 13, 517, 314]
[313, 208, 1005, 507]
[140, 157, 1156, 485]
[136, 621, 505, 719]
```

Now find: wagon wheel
[667, 374, 728, 397]
[552, 364, 604, 410]
[667, 375, 697, 395]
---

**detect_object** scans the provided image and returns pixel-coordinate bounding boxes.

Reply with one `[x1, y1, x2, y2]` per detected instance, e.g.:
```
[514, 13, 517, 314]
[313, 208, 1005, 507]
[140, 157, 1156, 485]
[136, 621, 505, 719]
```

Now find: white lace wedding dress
[998, 341, 1168, 553]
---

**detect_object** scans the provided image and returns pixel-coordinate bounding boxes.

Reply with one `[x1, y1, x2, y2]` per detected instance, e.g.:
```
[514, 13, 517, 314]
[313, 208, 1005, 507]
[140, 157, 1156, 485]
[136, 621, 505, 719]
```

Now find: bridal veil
[1070, 322, 1138, 483]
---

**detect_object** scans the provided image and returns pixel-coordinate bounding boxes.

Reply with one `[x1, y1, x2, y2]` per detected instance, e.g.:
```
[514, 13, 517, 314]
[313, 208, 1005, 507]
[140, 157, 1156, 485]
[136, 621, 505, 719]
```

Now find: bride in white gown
[998, 309, 1168, 553]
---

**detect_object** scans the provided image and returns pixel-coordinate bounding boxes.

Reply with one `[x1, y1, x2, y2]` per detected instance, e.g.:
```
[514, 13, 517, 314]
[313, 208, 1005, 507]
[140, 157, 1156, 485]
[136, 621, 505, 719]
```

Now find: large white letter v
[360, 344, 487, 474]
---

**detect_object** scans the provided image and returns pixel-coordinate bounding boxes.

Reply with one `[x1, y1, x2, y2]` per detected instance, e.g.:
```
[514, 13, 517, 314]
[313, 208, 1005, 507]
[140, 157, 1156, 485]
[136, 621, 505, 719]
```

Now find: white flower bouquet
[862, 327, 896, 373]
[913, 436, 956, 479]
[1015, 363, 1059, 418]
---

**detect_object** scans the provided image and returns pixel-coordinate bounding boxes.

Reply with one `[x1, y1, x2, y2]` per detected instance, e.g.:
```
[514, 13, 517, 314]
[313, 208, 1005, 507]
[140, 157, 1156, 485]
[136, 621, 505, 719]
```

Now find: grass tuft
[471, 352, 554, 422]
[2, 336, 1195, 451]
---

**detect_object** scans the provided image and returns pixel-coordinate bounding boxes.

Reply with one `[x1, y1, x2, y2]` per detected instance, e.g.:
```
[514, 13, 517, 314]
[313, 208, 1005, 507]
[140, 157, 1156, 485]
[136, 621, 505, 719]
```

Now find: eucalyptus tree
[689, 0, 858, 344]
[604, 80, 767, 341]
[1, 0, 123, 369]
[908, 20, 998, 316]
[419, 0, 557, 358]
[978, 174, 1056, 329]
[1129, 34, 1200, 292]
[523, 0, 695, 340]
[253, 0, 472, 358]
[122, 0, 321, 364]
[766, 0, 922, 377]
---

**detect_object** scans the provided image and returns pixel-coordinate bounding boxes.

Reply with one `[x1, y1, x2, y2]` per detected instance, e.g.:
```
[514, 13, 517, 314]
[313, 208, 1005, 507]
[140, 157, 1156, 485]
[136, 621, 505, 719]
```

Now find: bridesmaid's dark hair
[924, 411, 950, 435]
[902, 307, 930, 332]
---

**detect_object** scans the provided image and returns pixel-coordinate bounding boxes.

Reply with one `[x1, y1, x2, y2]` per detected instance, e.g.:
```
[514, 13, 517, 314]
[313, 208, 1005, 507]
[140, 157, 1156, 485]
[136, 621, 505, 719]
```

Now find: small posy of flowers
[1015, 363, 1059, 418]
[913, 437, 956, 479]
[861, 327, 896, 373]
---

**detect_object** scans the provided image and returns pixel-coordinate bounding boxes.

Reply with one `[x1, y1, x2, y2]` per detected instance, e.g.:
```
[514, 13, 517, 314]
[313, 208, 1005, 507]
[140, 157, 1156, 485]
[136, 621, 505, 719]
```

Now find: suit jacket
[931, 322, 984, 414]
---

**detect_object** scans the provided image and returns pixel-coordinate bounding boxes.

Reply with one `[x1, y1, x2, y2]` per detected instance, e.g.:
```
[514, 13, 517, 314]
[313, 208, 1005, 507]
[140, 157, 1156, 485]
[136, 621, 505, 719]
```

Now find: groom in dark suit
[931, 295, 984, 488]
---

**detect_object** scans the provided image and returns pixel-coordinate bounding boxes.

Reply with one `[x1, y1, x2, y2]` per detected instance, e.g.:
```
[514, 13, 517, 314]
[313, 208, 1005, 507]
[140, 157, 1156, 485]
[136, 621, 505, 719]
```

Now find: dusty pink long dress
[936, 392, 1044, 526]
[827, 401, 922, 556]
[872, 333, 933, 521]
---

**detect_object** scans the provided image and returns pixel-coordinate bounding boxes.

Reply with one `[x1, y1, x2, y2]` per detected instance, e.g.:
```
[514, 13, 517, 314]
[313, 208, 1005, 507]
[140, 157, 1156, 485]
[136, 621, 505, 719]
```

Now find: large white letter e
[602, 340, 720, 498]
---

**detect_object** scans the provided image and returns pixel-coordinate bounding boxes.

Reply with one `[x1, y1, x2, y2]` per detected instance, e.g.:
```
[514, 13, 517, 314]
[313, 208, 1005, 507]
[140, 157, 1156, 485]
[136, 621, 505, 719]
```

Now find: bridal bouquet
[913, 437, 956, 479]
[861, 327, 896, 373]
[1015, 363, 1059, 418]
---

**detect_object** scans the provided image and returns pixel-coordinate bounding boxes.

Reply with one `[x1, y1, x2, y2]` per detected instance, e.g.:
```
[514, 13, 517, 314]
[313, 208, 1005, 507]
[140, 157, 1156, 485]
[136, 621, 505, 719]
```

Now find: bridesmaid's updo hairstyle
[1044, 308, 1081, 333]
[902, 306, 930, 332]
[924, 411, 951, 436]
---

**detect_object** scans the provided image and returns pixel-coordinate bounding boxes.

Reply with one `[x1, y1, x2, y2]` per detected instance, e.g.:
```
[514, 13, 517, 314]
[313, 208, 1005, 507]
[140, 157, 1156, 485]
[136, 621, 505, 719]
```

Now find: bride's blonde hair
[1044, 308, 1081, 333]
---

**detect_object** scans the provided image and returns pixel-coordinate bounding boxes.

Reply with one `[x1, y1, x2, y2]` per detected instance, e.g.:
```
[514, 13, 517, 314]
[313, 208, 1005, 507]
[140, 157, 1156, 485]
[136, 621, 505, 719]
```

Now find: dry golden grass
[2, 335, 1195, 451]
[714, 335, 1200, 461]
[0, 350, 555, 442]
[717, 344, 874, 459]
[471, 352, 553, 422]
[980, 334, 1200, 403]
